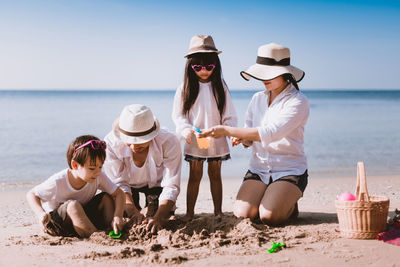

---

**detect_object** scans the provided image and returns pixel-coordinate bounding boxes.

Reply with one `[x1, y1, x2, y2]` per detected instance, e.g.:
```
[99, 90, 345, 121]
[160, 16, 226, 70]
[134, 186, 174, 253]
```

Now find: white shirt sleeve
[33, 177, 57, 203]
[103, 133, 131, 194]
[159, 134, 182, 202]
[257, 95, 309, 148]
[98, 171, 118, 195]
[244, 94, 256, 128]
[221, 80, 238, 127]
[172, 84, 193, 140]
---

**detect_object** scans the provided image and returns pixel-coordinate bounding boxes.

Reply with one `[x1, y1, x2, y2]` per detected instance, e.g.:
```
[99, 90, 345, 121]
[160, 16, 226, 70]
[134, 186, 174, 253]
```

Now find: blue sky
[0, 0, 399, 90]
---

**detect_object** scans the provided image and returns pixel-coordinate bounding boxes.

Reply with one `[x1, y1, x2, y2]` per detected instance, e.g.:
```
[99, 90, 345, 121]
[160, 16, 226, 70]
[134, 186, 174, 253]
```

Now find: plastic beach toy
[109, 230, 122, 239]
[193, 127, 210, 149]
[337, 192, 356, 201]
[192, 126, 202, 134]
[267, 242, 286, 253]
[197, 136, 210, 149]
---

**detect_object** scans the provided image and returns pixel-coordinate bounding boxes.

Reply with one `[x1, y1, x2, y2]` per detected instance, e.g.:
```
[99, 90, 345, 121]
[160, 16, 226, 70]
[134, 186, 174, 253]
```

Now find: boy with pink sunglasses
[26, 135, 126, 238]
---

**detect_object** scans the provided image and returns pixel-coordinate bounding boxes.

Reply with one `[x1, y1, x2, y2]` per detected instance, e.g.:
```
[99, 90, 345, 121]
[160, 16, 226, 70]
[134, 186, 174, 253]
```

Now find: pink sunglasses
[73, 140, 107, 157]
[191, 64, 216, 72]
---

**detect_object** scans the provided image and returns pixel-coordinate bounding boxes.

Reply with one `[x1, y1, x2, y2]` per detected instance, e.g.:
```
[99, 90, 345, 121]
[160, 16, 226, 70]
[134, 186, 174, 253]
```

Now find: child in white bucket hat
[103, 104, 182, 233]
[200, 42, 309, 226]
[172, 35, 238, 222]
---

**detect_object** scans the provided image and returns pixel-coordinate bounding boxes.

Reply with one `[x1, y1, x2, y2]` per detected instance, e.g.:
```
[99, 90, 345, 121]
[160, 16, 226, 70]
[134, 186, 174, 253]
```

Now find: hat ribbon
[119, 122, 157, 137]
[256, 56, 290, 66]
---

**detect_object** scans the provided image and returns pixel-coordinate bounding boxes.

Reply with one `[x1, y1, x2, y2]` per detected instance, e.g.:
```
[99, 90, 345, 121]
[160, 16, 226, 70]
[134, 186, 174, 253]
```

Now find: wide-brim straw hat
[113, 104, 160, 144]
[184, 35, 222, 58]
[240, 43, 305, 82]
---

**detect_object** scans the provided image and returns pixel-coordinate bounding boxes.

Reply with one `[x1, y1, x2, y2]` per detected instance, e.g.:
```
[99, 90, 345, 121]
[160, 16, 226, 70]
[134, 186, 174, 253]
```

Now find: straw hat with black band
[240, 42, 305, 82]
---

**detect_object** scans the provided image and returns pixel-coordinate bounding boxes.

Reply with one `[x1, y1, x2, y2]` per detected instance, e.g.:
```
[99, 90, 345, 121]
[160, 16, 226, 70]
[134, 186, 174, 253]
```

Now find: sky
[0, 0, 399, 90]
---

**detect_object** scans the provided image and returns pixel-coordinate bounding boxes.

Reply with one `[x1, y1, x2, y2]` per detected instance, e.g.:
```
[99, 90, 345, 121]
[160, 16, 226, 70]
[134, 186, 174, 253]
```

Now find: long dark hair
[282, 73, 299, 90]
[181, 53, 226, 116]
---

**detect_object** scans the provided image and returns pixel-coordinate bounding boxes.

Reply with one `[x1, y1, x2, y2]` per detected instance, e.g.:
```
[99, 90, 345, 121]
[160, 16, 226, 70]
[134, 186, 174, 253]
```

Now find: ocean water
[1, 89, 400, 184]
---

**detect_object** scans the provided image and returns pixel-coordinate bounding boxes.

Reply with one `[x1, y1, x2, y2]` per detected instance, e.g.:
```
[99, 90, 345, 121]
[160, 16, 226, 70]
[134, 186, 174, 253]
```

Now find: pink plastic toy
[338, 192, 356, 201]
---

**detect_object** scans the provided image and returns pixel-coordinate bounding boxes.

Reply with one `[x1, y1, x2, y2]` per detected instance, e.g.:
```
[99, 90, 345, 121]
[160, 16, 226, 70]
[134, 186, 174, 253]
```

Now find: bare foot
[180, 213, 194, 222]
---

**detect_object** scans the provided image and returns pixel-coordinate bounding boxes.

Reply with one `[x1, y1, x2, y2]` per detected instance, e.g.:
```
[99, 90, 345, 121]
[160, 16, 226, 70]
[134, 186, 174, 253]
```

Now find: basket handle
[355, 161, 370, 201]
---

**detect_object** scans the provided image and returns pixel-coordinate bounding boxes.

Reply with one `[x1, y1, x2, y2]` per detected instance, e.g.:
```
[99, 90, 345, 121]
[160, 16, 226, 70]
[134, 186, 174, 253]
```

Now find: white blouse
[172, 81, 238, 158]
[245, 85, 309, 183]
[103, 128, 181, 202]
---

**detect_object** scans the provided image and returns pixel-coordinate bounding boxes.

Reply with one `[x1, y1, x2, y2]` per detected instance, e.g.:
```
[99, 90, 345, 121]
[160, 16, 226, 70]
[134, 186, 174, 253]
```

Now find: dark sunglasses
[191, 64, 216, 72]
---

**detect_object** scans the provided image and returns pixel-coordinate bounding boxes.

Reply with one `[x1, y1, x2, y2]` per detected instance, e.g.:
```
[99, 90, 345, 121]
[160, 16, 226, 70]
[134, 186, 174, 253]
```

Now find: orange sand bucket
[195, 129, 210, 149]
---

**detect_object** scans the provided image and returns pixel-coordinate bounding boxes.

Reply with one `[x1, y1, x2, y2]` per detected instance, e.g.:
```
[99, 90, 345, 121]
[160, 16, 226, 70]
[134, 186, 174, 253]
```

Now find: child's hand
[230, 137, 242, 146]
[185, 130, 194, 144]
[112, 216, 125, 233]
[39, 212, 53, 234]
[39, 212, 50, 227]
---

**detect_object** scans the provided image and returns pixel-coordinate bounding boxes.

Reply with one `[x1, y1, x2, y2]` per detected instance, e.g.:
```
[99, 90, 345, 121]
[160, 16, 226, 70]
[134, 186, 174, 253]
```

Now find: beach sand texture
[1, 175, 400, 267]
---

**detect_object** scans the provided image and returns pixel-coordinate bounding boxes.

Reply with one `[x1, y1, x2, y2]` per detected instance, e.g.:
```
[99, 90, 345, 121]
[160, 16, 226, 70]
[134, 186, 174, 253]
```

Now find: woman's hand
[199, 125, 227, 138]
[131, 212, 144, 225]
[142, 217, 163, 234]
[241, 139, 253, 148]
[126, 203, 144, 225]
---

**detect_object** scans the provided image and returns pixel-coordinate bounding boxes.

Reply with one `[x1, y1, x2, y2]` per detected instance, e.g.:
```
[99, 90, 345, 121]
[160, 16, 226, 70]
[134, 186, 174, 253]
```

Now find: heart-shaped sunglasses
[191, 64, 216, 72]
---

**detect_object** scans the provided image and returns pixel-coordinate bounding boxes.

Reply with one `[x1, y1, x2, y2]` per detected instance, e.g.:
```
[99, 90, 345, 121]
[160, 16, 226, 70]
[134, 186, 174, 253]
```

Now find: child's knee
[66, 200, 84, 217]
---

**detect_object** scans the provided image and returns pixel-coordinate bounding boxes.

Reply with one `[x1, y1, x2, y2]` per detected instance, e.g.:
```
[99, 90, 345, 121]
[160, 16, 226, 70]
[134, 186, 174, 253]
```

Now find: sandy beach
[1, 174, 400, 267]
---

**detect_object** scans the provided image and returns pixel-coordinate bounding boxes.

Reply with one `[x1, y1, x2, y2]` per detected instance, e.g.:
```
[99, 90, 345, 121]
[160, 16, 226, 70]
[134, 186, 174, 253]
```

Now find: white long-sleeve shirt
[103, 128, 181, 202]
[172, 81, 238, 158]
[246, 85, 309, 183]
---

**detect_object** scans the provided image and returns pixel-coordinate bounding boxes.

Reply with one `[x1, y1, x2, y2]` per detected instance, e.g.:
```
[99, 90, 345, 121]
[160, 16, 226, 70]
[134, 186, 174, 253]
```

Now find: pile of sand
[8, 214, 337, 264]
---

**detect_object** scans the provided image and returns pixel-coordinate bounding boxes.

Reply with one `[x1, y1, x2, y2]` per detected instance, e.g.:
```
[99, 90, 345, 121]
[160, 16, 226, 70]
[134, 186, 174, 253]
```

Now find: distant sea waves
[1, 90, 400, 184]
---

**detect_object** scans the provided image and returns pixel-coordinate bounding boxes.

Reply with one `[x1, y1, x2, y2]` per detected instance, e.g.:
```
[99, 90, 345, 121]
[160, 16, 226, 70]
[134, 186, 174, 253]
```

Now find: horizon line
[1, 88, 400, 91]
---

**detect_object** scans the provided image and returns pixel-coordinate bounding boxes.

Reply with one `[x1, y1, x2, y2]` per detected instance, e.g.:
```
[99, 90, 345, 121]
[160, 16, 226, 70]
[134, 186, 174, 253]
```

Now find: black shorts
[130, 186, 176, 217]
[243, 170, 308, 193]
[131, 186, 162, 211]
[44, 192, 110, 237]
[184, 154, 231, 162]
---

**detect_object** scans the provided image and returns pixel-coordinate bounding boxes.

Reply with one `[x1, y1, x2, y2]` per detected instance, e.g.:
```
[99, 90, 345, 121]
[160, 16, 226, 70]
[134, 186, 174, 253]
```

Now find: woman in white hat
[103, 104, 182, 233]
[200, 43, 309, 226]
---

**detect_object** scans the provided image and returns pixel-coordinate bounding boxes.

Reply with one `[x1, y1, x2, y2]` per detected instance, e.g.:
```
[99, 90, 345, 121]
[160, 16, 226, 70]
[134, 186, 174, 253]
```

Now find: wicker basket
[335, 162, 390, 239]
